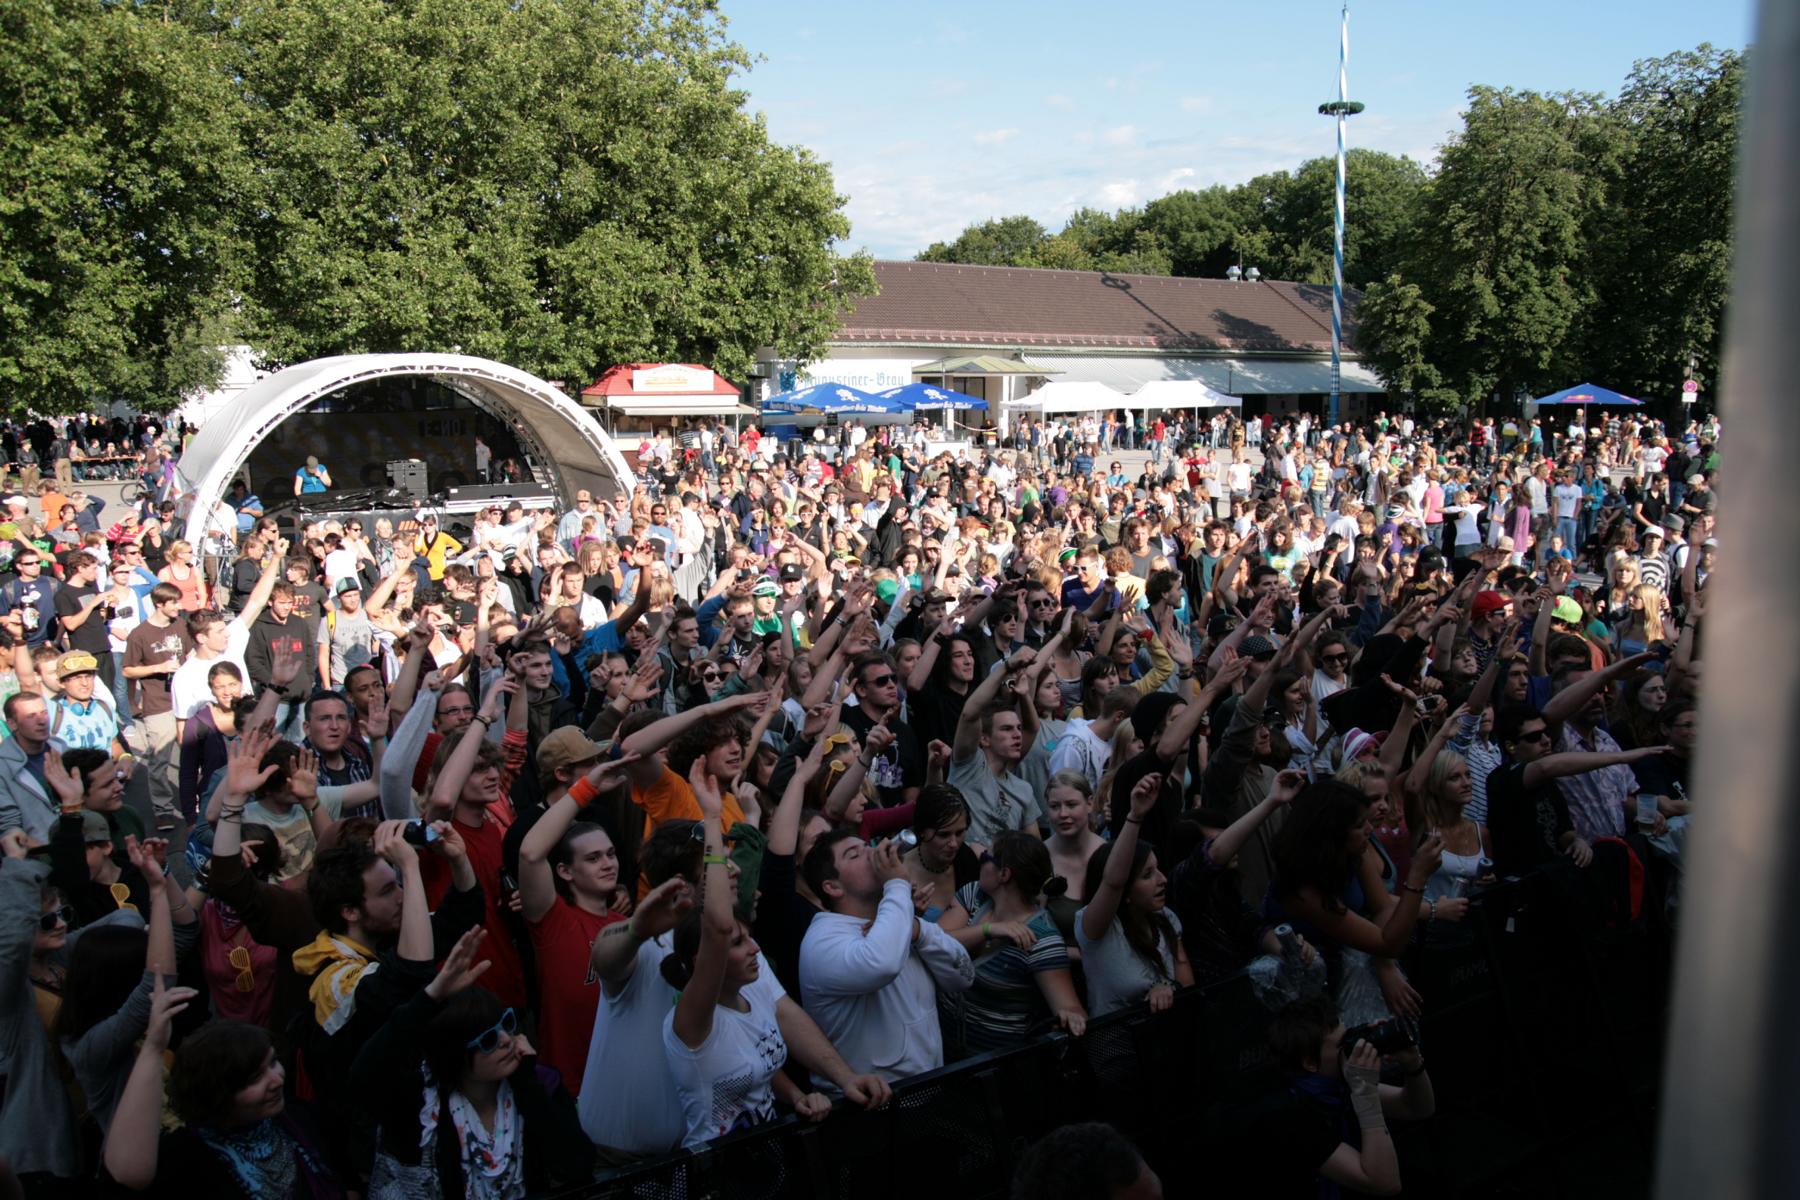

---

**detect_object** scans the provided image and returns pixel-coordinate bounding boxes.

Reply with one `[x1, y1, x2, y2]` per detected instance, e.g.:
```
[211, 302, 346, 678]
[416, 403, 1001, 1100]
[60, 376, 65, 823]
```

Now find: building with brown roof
[786, 260, 1385, 421]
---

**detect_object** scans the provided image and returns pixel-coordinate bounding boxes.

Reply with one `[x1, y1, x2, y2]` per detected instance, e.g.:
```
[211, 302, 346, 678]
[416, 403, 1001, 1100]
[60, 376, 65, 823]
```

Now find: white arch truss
[177, 353, 636, 542]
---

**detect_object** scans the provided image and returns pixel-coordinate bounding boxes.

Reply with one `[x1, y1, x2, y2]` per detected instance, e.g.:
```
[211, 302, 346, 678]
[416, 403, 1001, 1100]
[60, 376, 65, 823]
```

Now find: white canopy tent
[1005, 380, 1128, 414]
[1129, 379, 1242, 409]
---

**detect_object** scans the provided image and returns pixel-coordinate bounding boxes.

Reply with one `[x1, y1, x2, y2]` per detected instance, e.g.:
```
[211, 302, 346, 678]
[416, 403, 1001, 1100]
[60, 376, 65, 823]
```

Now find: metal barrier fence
[555, 870, 1668, 1200]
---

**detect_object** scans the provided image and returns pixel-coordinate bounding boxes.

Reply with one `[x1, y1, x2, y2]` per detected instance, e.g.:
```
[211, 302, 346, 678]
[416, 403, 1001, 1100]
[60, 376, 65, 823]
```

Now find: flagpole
[1319, 5, 1362, 429]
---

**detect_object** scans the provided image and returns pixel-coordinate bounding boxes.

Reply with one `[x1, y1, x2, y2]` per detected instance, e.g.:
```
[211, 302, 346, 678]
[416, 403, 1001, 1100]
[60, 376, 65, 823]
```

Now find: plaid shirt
[1554, 723, 1634, 840]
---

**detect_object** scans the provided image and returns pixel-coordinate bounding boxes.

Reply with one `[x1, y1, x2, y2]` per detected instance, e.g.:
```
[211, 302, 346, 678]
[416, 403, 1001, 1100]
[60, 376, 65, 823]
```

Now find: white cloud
[1096, 180, 1139, 207]
[1158, 166, 1196, 191]
[1179, 95, 1214, 114]
[1044, 93, 1074, 110]
[1102, 124, 1138, 147]
[973, 128, 1019, 147]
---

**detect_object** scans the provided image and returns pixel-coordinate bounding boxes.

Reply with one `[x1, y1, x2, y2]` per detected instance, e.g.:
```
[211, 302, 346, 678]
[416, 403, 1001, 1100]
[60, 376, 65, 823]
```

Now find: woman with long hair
[903, 783, 979, 923]
[940, 832, 1086, 1056]
[1094, 718, 1143, 823]
[1047, 612, 1092, 714]
[1612, 584, 1676, 658]
[1077, 773, 1193, 1017]
[1609, 668, 1670, 751]
[1266, 781, 1442, 1026]
[1414, 749, 1486, 924]
[1043, 770, 1107, 947]
[658, 764, 830, 1145]
[158, 539, 209, 611]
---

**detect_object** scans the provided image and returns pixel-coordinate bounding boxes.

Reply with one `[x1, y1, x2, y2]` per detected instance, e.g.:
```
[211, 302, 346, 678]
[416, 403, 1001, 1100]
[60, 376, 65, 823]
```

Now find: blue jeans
[1556, 516, 1579, 554]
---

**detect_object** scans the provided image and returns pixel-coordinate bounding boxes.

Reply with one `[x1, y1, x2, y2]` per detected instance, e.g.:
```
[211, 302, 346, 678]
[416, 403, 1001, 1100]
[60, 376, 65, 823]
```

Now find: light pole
[1319, 4, 1363, 429]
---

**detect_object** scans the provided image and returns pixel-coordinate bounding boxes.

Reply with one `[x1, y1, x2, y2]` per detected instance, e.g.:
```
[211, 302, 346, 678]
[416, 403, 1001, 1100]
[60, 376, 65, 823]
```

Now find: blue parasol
[1531, 382, 1645, 407]
[762, 383, 904, 415]
[877, 382, 989, 411]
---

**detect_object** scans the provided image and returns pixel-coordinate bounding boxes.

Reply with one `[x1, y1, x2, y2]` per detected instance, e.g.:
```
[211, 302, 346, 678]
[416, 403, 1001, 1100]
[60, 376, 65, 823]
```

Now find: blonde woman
[1612, 583, 1676, 658]
[1094, 719, 1143, 825]
[157, 540, 208, 611]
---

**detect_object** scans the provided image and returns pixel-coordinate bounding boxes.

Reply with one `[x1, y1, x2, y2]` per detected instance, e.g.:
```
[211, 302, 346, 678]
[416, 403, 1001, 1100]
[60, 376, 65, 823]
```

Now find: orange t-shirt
[632, 765, 744, 897]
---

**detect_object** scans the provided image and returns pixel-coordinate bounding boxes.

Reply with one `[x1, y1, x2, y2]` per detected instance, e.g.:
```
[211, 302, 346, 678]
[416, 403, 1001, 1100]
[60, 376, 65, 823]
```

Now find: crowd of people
[0, 402, 1716, 1198]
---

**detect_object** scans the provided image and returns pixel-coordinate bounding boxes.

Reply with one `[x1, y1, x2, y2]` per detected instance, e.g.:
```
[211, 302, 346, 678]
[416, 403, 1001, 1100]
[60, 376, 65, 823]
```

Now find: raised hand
[1269, 768, 1306, 806]
[632, 877, 696, 941]
[688, 759, 723, 820]
[44, 749, 86, 809]
[288, 748, 320, 803]
[224, 726, 280, 797]
[425, 926, 493, 1000]
[1129, 772, 1162, 820]
[144, 977, 199, 1055]
[363, 693, 390, 740]
[270, 640, 303, 689]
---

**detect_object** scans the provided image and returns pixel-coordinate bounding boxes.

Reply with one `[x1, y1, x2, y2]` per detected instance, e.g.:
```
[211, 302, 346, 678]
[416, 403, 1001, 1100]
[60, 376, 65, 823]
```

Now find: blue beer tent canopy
[762, 383, 904, 415]
[877, 382, 989, 411]
[1531, 382, 1645, 407]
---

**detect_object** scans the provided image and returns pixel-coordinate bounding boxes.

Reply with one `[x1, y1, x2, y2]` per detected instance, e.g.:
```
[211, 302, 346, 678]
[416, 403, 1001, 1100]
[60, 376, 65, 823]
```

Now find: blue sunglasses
[466, 1007, 518, 1053]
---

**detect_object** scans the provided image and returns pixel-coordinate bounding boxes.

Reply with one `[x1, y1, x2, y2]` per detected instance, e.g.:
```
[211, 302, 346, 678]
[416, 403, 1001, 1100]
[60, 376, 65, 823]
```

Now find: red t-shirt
[420, 810, 527, 1010]
[527, 899, 625, 1094]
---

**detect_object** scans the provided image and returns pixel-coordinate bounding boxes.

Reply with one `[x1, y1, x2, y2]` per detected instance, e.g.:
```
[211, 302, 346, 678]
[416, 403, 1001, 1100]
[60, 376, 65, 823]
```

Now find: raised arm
[670, 762, 732, 1049]
[588, 876, 692, 991]
[1541, 651, 1656, 727]
[1522, 742, 1671, 791]
[1207, 768, 1303, 867]
[951, 646, 1033, 763]
[103, 978, 197, 1191]
[906, 617, 951, 693]
[1528, 584, 1557, 676]
[619, 689, 768, 761]
[1157, 654, 1251, 760]
[1080, 772, 1159, 942]
[427, 677, 514, 812]
[518, 754, 640, 924]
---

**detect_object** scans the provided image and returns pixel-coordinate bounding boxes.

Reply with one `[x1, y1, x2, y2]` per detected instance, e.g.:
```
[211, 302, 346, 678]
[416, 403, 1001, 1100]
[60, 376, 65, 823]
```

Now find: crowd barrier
[553, 870, 1670, 1200]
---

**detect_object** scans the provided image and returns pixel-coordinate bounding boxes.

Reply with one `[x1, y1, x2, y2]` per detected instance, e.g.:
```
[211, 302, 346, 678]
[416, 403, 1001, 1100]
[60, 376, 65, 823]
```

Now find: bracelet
[1427, 899, 1437, 921]
[702, 854, 730, 866]
[1124, 814, 1143, 825]
[567, 777, 600, 808]
[471, 714, 493, 727]
[1400, 881, 1426, 895]
[218, 808, 245, 822]
[980, 921, 992, 946]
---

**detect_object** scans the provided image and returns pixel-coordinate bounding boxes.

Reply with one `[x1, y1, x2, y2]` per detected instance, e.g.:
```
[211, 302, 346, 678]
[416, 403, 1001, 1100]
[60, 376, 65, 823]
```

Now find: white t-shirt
[579, 933, 686, 1153]
[1074, 908, 1184, 1018]
[1552, 483, 1582, 520]
[1227, 462, 1253, 493]
[663, 967, 788, 1148]
[171, 620, 252, 719]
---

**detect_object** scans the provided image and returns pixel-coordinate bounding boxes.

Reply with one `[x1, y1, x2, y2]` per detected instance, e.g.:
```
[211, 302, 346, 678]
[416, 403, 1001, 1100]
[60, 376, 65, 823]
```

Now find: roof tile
[836, 261, 1360, 352]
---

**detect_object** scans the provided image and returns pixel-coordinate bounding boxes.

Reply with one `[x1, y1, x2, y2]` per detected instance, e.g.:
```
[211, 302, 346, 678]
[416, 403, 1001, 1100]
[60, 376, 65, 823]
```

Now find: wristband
[567, 777, 600, 808]
[1403, 1062, 1428, 1078]
[1351, 1085, 1387, 1131]
[980, 921, 992, 946]
[1400, 881, 1425, 895]
[471, 714, 493, 727]
[1124, 814, 1143, 825]
[703, 854, 730, 866]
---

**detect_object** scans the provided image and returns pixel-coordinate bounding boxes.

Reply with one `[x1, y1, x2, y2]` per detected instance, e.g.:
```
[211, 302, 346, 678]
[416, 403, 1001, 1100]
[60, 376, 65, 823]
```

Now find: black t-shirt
[230, 557, 263, 610]
[1485, 761, 1574, 876]
[1213, 1086, 1346, 1199]
[54, 582, 109, 653]
[1108, 745, 1187, 850]
[905, 681, 969, 750]
[841, 705, 925, 808]
[291, 582, 327, 626]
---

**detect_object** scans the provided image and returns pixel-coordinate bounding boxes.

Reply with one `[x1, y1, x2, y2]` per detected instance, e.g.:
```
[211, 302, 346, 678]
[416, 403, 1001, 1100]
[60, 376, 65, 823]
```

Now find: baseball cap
[1472, 591, 1510, 620]
[58, 651, 98, 676]
[536, 727, 606, 776]
[1551, 596, 1584, 625]
[79, 810, 112, 844]
[751, 579, 779, 598]
[1240, 635, 1278, 660]
[778, 564, 805, 583]
[874, 577, 899, 604]
[334, 577, 362, 595]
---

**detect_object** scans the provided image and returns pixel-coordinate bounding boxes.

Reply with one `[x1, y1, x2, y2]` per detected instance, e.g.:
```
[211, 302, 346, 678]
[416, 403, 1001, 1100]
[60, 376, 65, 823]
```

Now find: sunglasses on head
[465, 1007, 519, 1053]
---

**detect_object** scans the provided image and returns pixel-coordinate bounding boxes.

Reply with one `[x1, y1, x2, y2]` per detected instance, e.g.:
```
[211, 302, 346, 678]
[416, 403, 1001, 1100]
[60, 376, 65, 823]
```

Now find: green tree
[1400, 87, 1619, 408]
[1353, 275, 1461, 410]
[917, 215, 1050, 267]
[1140, 186, 1239, 277]
[1584, 46, 1742, 406]
[0, 1, 246, 413]
[1263, 151, 1429, 288]
[1039, 207, 1171, 275]
[197, 0, 867, 386]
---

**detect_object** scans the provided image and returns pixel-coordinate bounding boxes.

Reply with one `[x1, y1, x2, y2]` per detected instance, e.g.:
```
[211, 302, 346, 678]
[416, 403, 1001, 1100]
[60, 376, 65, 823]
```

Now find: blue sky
[724, 0, 1754, 260]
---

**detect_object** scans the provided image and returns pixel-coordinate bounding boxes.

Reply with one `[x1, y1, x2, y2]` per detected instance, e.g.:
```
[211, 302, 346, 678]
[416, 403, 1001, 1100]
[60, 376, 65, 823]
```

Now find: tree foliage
[0, 0, 870, 413]
[0, 0, 247, 412]
[916, 46, 1740, 413]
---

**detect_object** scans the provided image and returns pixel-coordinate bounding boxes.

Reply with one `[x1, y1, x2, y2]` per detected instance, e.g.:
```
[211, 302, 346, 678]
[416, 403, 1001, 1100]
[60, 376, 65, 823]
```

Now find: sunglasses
[38, 904, 73, 932]
[1516, 728, 1553, 745]
[698, 670, 721, 683]
[465, 1007, 519, 1053]
[861, 673, 895, 688]
[229, 944, 255, 992]
[1321, 653, 1349, 664]
[109, 881, 138, 913]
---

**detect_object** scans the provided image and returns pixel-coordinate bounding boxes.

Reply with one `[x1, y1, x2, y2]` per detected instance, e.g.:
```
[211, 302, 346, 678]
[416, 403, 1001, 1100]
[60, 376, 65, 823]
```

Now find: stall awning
[910, 354, 1063, 376]
[586, 396, 758, 417]
[1031, 354, 1385, 395]
[1006, 380, 1128, 414]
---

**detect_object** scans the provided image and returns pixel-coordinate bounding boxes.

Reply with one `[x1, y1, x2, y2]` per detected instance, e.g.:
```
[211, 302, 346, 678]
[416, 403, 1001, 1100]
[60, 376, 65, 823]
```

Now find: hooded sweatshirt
[245, 609, 318, 703]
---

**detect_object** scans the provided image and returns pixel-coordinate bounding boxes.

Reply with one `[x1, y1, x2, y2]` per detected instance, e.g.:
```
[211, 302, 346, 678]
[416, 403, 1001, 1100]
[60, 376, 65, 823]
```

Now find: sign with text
[632, 364, 716, 394]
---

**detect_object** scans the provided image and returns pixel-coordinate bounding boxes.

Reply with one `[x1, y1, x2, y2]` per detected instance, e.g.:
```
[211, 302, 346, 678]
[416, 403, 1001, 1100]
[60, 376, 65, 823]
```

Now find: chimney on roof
[1226, 265, 1242, 282]
[1246, 267, 1262, 283]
